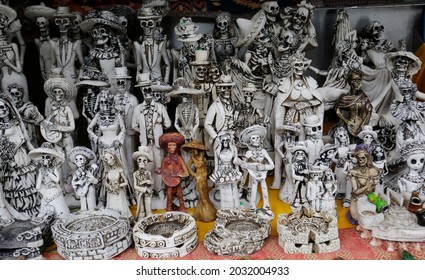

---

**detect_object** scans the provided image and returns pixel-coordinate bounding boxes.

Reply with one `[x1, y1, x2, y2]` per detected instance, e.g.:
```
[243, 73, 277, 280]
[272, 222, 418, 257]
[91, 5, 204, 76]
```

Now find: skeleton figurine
[8, 83, 44, 147]
[306, 167, 323, 212]
[303, 114, 324, 165]
[132, 146, 154, 220]
[212, 11, 238, 65]
[288, 141, 310, 208]
[172, 17, 202, 82]
[24, 3, 56, 81]
[281, 0, 317, 52]
[237, 125, 275, 220]
[111, 67, 139, 174]
[134, 6, 171, 83]
[50, 7, 84, 85]
[29, 142, 70, 219]
[69, 146, 98, 211]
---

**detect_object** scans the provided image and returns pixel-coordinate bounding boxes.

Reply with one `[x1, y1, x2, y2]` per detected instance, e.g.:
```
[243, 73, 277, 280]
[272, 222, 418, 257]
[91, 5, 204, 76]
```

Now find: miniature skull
[215, 12, 230, 35]
[335, 129, 349, 145]
[220, 136, 231, 147]
[55, 17, 71, 34]
[118, 16, 128, 29]
[292, 60, 305, 76]
[116, 79, 127, 91]
[74, 154, 87, 168]
[41, 154, 52, 167]
[141, 86, 153, 102]
[407, 153, 425, 171]
[153, 91, 164, 103]
[348, 71, 362, 91]
[394, 57, 409, 74]
[98, 91, 113, 112]
[294, 150, 306, 161]
[362, 133, 374, 145]
[208, 65, 221, 83]
[0, 100, 9, 118]
[371, 22, 384, 41]
[71, 12, 82, 34]
[91, 25, 110, 46]
[262, 1, 279, 22]
[140, 19, 157, 36]
[355, 151, 368, 167]
[399, 82, 415, 99]
[250, 135, 261, 147]
[292, 7, 309, 31]
[217, 85, 232, 99]
[8, 85, 24, 107]
[243, 91, 255, 104]
[35, 16, 49, 32]
[53, 88, 65, 102]
[136, 155, 149, 169]
[103, 152, 116, 166]
[305, 125, 322, 138]
[195, 65, 208, 81]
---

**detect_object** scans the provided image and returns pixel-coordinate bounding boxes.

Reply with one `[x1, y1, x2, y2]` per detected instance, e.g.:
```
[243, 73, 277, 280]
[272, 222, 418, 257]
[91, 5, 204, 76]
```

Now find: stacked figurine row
[0, 0, 424, 259]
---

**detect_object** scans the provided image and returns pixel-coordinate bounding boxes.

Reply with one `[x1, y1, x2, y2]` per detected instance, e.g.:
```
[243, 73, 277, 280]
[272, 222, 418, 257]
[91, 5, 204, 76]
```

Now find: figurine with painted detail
[132, 146, 154, 221]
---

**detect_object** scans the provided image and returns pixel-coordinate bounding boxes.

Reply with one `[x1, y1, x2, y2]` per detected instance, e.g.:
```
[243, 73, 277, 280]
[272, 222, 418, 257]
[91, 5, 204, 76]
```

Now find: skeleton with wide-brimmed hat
[68, 146, 99, 211]
[24, 3, 56, 81]
[131, 72, 172, 203]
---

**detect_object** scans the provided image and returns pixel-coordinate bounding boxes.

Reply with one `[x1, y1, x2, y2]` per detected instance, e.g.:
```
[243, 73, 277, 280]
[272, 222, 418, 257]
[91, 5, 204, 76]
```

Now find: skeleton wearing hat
[134, 6, 171, 84]
[24, 3, 56, 81]
[132, 146, 154, 220]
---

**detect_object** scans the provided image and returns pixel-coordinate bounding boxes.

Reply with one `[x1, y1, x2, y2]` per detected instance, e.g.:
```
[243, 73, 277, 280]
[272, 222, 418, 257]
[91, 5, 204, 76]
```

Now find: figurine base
[208, 188, 259, 210]
[0, 213, 56, 260]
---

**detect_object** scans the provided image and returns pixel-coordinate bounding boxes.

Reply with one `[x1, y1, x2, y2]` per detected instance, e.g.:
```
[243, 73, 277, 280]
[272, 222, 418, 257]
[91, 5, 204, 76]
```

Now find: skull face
[153, 91, 164, 103]
[220, 136, 230, 148]
[71, 13, 82, 34]
[98, 92, 113, 112]
[394, 57, 409, 74]
[140, 19, 158, 36]
[9, 88, 24, 107]
[141, 86, 153, 102]
[217, 86, 232, 100]
[216, 17, 229, 34]
[399, 83, 415, 100]
[74, 154, 87, 168]
[118, 16, 128, 29]
[348, 72, 362, 91]
[372, 146, 385, 161]
[292, 59, 305, 76]
[136, 155, 149, 169]
[243, 90, 255, 104]
[36, 16, 49, 32]
[41, 155, 52, 167]
[305, 125, 322, 138]
[91, 25, 110, 46]
[0, 100, 9, 118]
[103, 152, 116, 166]
[116, 79, 128, 92]
[355, 151, 368, 167]
[55, 17, 71, 34]
[195, 65, 208, 81]
[292, 7, 309, 31]
[262, 1, 279, 22]
[53, 88, 65, 102]
[407, 153, 425, 171]
[335, 130, 349, 145]
[250, 134, 261, 147]
[371, 22, 384, 41]
[208, 65, 221, 83]
[362, 133, 374, 145]
[294, 150, 306, 161]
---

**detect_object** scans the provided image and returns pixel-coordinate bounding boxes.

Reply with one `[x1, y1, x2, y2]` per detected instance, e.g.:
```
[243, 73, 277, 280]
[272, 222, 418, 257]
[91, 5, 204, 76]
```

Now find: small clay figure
[182, 140, 216, 222]
[134, 6, 171, 83]
[156, 132, 189, 212]
[102, 148, 133, 219]
[131, 73, 172, 201]
[358, 125, 379, 152]
[8, 83, 44, 147]
[209, 131, 242, 209]
[288, 141, 310, 208]
[397, 140, 425, 203]
[0, 94, 39, 222]
[347, 146, 381, 223]
[313, 143, 338, 171]
[306, 167, 323, 212]
[69, 146, 99, 211]
[24, 3, 56, 81]
[0, 5, 29, 101]
[166, 77, 204, 142]
[212, 11, 238, 65]
[29, 142, 70, 219]
[132, 146, 154, 220]
[237, 125, 274, 220]
[303, 114, 324, 165]
[335, 69, 373, 138]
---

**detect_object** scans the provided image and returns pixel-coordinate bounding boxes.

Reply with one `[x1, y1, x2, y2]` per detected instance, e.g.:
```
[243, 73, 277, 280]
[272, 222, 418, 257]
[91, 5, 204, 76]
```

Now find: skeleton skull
[36, 16, 49, 32]
[42, 155, 52, 167]
[91, 24, 110, 46]
[140, 19, 158, 36]
[243, 90, 255, 104]
[292, 60, 305, 76]
[74, 154, 87, 168]
[195, 65, 208, 81]
[362, 133, 374, 145]
[136, 155, 149, 169]
[407, 153, 425, 171]
[55, 17, 71, 34]
[153, 91, 164, 103]
[71, 12, 82, 34]
[371, 22, 384, 41]
[215, 12, 230, 35]
[103, 152, 116, 166]
[262, 1, 279, 22]
[98, 91, 113, 112]
[0, 100, 9, 118]
[355, 151, 368, 167]
[53, 88, 65, 102]
[208, 65, 221, 83]
[394, 57, 409, 74]
[305, 124, 322, 138]
[292, 7, 309, 31]
[294, 150, 306, 161]
[250, 135, 261, 147]
[9, 87, 24, 107]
